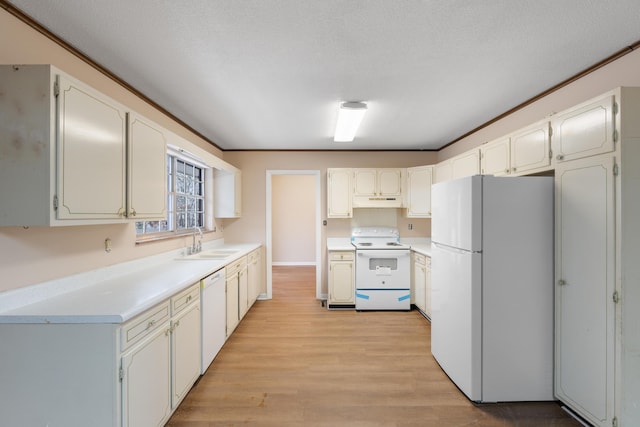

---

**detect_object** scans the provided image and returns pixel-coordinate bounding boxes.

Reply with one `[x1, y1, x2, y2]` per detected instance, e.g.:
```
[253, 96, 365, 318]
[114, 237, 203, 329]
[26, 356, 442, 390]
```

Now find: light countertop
[326, 237, 355, 251]
[0, 242, 260, 324]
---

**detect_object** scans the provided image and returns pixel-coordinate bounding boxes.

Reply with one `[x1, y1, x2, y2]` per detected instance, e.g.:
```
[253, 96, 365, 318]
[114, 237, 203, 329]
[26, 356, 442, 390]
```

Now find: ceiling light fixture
[334, 102, 367, 142]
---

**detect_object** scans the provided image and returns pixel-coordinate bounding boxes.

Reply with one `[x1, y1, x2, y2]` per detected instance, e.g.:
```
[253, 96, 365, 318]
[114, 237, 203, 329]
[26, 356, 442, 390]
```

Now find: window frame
[135, 150, 209, 240]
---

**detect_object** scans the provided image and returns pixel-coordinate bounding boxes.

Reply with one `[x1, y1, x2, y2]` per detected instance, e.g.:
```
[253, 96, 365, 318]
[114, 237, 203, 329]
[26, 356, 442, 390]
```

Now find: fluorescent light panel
[334, 102, 367, 142]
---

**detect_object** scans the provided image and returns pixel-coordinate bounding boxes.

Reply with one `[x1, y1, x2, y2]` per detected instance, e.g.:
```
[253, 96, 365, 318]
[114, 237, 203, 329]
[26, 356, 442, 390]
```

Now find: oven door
[355, 249, 410, 290]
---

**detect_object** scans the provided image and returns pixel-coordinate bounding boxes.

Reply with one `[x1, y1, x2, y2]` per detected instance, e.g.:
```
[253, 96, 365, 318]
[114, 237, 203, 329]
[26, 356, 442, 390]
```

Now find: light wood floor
[167, 266, 579, 426]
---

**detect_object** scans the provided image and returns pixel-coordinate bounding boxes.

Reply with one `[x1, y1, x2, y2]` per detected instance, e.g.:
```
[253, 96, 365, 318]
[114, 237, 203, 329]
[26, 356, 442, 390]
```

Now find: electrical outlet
[408, 224, 413, 230]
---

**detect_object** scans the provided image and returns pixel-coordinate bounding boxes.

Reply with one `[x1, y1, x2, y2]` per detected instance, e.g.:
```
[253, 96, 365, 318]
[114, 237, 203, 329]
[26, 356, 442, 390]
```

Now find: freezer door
[431, 242, 482, 401]
[431, 175, 482, 252]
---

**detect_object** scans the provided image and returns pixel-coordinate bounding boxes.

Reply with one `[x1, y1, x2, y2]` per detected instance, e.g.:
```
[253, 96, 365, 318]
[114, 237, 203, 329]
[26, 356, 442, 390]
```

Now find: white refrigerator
[430, 175, 554, 403]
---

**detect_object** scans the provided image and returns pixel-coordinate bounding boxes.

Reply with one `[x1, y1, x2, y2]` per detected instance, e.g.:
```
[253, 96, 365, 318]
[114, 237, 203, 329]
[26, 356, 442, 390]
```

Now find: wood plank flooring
[167, 266, 580, 427]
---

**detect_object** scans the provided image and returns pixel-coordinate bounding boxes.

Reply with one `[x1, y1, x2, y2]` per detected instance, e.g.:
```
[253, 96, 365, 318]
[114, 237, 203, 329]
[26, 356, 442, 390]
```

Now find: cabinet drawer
[329, 251, 354, 261]
[121, 301, 171, 351]
[413, 252, 427, 265]
[226, 257, 247, 276]
[172, 283, 200, 315]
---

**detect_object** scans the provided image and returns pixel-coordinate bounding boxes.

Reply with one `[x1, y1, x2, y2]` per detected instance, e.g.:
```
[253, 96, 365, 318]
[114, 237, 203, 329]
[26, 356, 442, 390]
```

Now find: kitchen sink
[177, 249, 240, 261]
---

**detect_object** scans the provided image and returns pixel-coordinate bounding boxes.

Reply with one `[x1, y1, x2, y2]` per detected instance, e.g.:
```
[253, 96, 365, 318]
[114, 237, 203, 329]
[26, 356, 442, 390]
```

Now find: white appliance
[431, 175, 554, 403]
[351, 227, 411, 310]
[201, 268, 226, 374]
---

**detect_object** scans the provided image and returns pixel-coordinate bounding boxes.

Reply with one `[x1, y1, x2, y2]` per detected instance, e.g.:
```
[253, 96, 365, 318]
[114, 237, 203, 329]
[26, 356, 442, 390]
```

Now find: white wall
[272, 175, 316, 264]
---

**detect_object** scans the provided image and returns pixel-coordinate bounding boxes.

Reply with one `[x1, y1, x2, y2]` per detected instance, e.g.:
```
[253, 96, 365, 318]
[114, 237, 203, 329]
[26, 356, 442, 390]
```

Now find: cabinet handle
[558, 279, 567, 286]
[556, 154, 564, 161]
[130, 208, 136, 217]
[146, 319, 156, 330]
[186, 295, 192, 303]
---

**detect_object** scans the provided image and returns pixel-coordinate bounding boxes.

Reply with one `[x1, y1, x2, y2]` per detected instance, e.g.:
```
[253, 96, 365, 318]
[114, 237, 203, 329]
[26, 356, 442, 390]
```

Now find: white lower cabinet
[0, 282, 202, 427]
[122, 283, 201, 426]
[121, 323, 172, 427]
[172, 301, 201, 407]
[327, 251, 355, 308]
[411, 252, 431, 318]
[225, 257, 247, 337]
[247, 248, 263, 305]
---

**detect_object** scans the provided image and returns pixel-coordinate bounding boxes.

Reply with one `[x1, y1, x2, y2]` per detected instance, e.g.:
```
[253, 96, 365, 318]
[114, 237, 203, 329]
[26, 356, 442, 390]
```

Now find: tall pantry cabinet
[553, 87, 640, 427]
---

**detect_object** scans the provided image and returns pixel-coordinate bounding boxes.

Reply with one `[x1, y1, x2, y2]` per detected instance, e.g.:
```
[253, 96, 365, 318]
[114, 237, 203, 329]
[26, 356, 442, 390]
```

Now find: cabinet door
[553, 95, 616, 163]
[377, 169, 403, 197]
[451, 150, 480, 179]
[226, 275, 239, 337]
[328, 260, 354, 304]
[247, 251, 261, 306]
[433, 160, 452, 184]
[353, 169, 377, 197]
[327, 168, 352, 218]
[406, 166, 432, 217]
[214, 169, 242, 218]
[424, 257, 432, 318]
[412, 256, 426, 312]
[481, 137, 511, 176]
[121, 323, 172, 427]
[510, 121, 551, 174]
[238, 266, 249, 319]
[172, 302, 201, 408]
[57, 74, 127, 219]
[128, 113, 167, 219]
[555, 154, 615, 427]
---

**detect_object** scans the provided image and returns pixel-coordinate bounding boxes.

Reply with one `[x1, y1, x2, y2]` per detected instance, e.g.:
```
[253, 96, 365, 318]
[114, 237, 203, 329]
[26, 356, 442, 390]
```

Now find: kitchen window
[135, 153, 206, 236]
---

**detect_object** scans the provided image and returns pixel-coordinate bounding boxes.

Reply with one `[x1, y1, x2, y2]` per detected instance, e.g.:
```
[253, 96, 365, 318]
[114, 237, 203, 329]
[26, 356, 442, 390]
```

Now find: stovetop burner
[351, 227, 411, 250]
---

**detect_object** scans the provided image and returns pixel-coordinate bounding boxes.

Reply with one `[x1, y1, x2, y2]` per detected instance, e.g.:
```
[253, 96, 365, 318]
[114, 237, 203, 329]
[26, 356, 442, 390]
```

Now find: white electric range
[351, 227, 411, 310]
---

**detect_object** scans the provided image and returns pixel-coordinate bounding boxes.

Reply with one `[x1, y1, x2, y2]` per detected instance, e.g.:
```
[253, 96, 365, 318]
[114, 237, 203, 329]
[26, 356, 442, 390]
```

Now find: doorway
[265, 170, 321, 299]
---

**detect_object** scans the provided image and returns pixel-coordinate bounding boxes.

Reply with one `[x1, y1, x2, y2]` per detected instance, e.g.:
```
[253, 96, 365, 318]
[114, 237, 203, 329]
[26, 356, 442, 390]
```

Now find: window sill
[135, 229, 213, 245]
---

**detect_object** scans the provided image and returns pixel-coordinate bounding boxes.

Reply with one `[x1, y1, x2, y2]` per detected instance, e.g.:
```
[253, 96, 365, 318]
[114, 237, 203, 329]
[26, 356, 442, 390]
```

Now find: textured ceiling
[5, 0, 640, 150]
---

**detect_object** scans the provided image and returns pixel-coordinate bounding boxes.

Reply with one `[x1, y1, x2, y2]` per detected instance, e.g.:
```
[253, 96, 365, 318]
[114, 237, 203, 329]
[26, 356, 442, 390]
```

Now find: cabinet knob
[146, 319, 156, 330]
[130, 209, 137, 217]
[556, 154, 564, 161]
[504, 169, 509, 174]
[558, 279, 567, 286]
[512, 167, 517, 172]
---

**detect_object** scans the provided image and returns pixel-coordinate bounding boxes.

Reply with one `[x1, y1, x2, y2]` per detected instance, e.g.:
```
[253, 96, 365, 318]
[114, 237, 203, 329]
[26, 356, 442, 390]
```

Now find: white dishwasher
[201, 268, 226, 374]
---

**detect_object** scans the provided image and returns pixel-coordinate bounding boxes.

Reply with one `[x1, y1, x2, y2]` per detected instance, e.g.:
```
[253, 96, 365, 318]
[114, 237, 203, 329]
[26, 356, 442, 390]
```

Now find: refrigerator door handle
[433, 242, 480, 254]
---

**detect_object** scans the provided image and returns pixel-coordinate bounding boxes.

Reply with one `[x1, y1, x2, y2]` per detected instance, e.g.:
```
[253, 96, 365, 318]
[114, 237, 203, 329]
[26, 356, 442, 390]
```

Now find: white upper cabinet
[0, 64, 166, 226]
[552, 94, 616, 163]
[128, 112, 167, 219]
[56, 73, 128, 220]
[451, 149, 480, 179]
[433, 160, 453, 184]
[405, 165, 432, 217]
[327, 168, 353, 218]
[480, 137, 511, 176]
[433, 150, 480, 184]
[510, 119, 552, 175]
[353, 168, 403, 207]
[214, 169, 242, 218]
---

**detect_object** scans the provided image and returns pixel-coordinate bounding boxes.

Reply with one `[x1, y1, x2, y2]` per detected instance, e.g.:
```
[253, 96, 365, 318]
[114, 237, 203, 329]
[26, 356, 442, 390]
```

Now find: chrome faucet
[191, 226, 203, 254]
